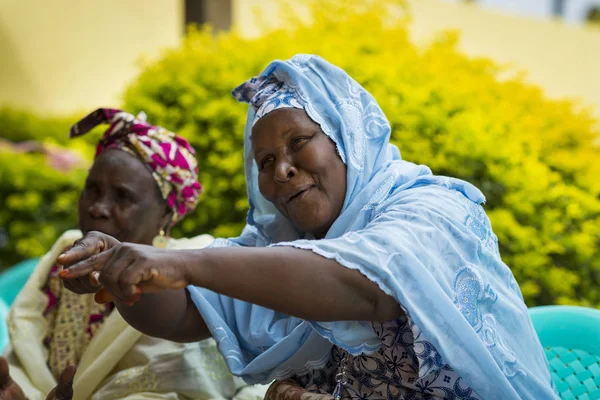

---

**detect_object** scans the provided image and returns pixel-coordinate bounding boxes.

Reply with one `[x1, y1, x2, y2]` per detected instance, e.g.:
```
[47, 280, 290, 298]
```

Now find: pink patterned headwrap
[70, 108, 202, 227]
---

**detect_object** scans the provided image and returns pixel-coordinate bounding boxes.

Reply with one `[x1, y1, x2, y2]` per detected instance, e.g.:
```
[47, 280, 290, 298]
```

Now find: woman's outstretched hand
[58, 231, 120, 296]
[58, 231, 190, 305]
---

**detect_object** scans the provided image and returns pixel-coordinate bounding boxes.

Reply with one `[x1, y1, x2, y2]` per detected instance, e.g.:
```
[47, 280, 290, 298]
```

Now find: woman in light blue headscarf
[59, 55, 557, 399]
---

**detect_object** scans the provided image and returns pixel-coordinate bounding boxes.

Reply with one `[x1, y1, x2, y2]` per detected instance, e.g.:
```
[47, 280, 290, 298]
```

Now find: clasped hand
[58, 231, 189, 305]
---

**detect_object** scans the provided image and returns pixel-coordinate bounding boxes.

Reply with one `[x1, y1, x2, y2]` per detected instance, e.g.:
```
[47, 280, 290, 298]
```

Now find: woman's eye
[84, 182, 98, 194]
[116, 189, 132, 202]
[260, 156, 275, 170]
[292, 137, 309, 148]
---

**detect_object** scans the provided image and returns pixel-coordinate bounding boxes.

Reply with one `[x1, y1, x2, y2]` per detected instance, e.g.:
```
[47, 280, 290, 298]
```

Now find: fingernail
[58, 270, 70, 279]
[94, 289, 111, 304]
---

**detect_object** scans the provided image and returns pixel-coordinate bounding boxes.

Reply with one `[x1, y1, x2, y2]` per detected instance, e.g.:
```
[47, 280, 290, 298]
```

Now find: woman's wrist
[178, 248, 210, 288]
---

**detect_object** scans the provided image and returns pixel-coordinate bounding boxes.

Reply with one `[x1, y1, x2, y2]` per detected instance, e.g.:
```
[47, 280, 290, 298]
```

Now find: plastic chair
[0, 298, 9, 354]
[529, 305, 600, 400]
[0, 258, 39, 306]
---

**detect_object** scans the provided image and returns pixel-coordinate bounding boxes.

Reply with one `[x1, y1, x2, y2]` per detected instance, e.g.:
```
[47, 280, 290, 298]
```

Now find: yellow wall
[0, 0, 182, 114]
[409, 0, 600, 118]
[1, 0, 598, 117]
[232, 0, 600, 118]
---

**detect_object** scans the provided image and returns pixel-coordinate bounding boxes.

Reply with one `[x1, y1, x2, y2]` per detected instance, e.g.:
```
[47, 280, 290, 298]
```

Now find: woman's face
[78, 149, 170, 244]
[252, 108, 347, 238]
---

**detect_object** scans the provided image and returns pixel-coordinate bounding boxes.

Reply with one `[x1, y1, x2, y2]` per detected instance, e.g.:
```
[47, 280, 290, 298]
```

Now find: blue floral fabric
[295, 318, 482, 399]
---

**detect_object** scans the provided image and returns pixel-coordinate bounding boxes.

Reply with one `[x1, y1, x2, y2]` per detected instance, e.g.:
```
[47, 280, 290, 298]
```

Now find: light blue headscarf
[187, 55, 556, 399]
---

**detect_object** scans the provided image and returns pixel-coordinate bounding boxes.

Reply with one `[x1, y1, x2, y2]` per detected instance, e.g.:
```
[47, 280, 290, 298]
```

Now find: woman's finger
[98, 252, 136, 302]
[46, 365, 76, 400]
[120, 267, 186, 298]
[56, 235, 105, 267]
[63, 278, 87, 295]
[94, 288, 114, 304]
[94, 283, 170, 307]
[119, 263, 158, 299]
[57, 231, 121, 267]
[94, 287, 142, 306]
[59, 248, 115, 280]
[89, 272, 101, 287]
[148, 271, 188, 290]
[63, 275, 101, 295]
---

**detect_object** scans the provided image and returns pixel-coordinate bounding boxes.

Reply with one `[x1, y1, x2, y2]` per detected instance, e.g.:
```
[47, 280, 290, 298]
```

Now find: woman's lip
[287, 186, 313, 203]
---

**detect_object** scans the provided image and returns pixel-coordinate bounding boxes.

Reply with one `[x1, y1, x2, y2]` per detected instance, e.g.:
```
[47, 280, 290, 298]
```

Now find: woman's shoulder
[375, 183, 475, 224]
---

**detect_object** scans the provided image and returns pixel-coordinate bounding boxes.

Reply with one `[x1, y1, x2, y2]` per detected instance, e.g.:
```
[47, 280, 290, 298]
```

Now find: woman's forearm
[181, 246, 402, 321]
[114, 288, 210, 342]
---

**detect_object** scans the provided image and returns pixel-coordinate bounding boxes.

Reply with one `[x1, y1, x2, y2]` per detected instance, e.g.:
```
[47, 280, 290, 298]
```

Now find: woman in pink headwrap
[0, 109, 266, 400]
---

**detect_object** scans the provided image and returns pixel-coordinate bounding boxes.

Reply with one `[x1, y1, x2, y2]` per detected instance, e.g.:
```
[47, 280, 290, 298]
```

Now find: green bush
[0, 108, 91, 268]
[1, 1, 599, 307]
[122, 0, 600, 307]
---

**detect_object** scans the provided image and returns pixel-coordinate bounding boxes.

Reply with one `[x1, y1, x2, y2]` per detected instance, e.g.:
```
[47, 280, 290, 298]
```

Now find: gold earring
[152, 229, 168, 248]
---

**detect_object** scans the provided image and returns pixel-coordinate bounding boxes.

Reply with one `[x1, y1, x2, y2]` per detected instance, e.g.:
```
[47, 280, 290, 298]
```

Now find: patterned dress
[43, 261, 114, 378]
[294, 316, 481, 400]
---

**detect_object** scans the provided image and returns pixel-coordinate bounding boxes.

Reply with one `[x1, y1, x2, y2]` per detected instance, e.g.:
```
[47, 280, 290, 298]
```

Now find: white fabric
[5, 230, 268, 400]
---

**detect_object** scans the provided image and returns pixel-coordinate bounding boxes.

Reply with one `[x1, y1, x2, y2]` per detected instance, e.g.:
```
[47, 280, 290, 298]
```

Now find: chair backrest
[0, 258, 39, 306]
[0, 298, 9, 354]
[529, 306, 600, 400]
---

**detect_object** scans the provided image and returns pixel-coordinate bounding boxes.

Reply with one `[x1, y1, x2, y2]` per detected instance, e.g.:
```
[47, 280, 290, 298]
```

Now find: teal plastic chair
[530, 306, 600, 400]
[0, 258, 38, 354]
[0, 258, 39, 306]
[0, 298, 9, 354]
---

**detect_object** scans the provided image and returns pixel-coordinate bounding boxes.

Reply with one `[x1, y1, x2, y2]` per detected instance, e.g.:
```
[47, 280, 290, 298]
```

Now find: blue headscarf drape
[187, 54, 556, 399]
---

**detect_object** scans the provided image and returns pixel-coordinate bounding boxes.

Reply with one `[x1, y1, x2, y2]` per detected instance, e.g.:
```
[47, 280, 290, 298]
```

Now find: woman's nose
[274, 159, 297, 183]
[88, 198, 111, 219]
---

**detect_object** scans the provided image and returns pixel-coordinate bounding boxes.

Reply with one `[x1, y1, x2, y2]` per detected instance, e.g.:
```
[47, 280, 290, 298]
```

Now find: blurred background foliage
[1, 0, 599, 308]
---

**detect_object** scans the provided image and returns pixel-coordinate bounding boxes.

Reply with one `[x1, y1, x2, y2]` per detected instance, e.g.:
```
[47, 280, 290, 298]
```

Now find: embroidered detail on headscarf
[337, 100, 366, 171]
[453, 265, 525, 379]
[232, 76, 304, 126]
[465, 201, 500, 255]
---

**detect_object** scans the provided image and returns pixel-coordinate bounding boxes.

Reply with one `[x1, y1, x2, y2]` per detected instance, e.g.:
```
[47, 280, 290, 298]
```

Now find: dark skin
[64, 148, 172, 294]
[78, 148, 171, 245]
[0, 149, 171, 400]
[59, 109, 403, 343]
[254, 108, 347, 238]
[0, 357, 76, 400]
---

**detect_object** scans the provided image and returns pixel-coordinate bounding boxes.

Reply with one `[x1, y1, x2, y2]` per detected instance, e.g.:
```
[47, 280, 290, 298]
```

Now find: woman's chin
[80, 225, 120, 241]
[290, 218, 331, 239]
